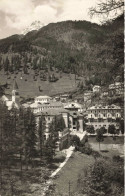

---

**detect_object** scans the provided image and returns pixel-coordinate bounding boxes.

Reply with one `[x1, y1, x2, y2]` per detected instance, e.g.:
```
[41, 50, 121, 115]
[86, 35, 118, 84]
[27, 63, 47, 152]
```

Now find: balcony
[89, 118, 94, 122]
[107, 118, 112, 122]
[98, 118, 103, 122]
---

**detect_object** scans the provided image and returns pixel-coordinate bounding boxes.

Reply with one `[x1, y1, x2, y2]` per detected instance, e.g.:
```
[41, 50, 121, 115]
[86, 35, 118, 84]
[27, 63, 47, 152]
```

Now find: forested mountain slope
[0, 15, 123, 97]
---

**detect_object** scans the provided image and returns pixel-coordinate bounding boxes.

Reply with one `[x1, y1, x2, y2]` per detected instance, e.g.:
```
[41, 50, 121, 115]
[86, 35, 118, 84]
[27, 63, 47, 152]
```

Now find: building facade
[109, 82, 124, 96]
[84, 91, 93, 102]
[35, 95, 52, 104]
[64, 101, 83, 112]
[87, 104, 121, 132]
[30, 101, 63, 113]
[35, 108, 84, 140]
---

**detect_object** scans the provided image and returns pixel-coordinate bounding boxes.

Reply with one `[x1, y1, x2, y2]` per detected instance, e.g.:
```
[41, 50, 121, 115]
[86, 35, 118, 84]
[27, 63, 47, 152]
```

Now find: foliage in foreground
[77, 156, 124, 196]
[0, 102, 60, 195]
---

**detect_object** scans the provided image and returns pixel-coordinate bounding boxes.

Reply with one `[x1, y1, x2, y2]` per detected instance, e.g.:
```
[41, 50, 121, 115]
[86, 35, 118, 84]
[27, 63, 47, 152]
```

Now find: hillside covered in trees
[0, 14, 123, 96]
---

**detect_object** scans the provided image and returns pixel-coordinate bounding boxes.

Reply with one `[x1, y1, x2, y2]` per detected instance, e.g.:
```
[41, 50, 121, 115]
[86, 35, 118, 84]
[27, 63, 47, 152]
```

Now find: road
[41, 131, 87, 195]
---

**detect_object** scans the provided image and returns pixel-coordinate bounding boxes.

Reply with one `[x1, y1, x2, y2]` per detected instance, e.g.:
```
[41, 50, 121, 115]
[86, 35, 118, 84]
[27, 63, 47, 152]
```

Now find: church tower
[12, 80, 20, 103]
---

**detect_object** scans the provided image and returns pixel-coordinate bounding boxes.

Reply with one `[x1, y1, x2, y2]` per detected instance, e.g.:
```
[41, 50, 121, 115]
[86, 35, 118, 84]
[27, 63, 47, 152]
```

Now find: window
[15, 92, 19, 95]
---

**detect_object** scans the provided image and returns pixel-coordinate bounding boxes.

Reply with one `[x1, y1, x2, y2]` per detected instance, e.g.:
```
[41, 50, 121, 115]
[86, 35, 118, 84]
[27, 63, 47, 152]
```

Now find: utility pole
[68, 181, 71, 196]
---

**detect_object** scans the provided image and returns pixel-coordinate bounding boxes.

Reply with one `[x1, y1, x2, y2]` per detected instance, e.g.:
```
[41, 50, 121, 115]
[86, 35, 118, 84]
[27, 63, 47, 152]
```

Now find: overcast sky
[0, 0, 100, 39]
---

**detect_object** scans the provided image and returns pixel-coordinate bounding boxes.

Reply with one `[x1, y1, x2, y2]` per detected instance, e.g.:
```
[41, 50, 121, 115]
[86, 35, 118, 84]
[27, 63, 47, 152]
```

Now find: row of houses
[84, 82, 124, 102]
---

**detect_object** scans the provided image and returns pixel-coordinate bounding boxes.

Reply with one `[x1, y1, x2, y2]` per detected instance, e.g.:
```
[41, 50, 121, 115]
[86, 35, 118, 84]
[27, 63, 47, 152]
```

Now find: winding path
[41, 131, 87, 196]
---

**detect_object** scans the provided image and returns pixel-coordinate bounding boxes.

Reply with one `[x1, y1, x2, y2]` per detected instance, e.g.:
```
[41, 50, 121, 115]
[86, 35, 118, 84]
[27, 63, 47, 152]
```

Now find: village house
[108, 82, 124, 96]
[93, 85, 101, 93]
[59, 93, 69, 102]
[87, 104, 121, 133]
[84, 91, 93, 102]
[35, 95, 52, 104]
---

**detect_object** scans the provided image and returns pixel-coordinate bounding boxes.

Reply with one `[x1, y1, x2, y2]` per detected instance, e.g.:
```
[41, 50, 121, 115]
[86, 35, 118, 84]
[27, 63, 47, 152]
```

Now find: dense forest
[0, 14, 124, 88]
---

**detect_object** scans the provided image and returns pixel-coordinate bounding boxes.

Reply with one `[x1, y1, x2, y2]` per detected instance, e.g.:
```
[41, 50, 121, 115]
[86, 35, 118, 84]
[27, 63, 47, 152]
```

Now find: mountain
[22, 21, 44, 35]
[0, 15, 123, 98]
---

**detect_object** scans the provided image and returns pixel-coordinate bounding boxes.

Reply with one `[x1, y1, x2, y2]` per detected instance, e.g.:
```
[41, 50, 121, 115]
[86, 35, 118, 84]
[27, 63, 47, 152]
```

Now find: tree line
[0, 101, 66, 195]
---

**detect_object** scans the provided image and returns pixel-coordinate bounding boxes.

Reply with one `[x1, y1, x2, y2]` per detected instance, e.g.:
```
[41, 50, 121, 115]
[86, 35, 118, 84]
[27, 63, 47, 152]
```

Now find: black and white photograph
[0, 0, 124, 195]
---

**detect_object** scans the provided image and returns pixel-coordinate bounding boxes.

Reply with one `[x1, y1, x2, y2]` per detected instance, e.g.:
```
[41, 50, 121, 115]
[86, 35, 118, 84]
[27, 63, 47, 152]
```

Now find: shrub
[70, 135, 81, 146]
[91, 150, 101, 159]
[80, 143, 92, 155]
[113, 155, 124, 163]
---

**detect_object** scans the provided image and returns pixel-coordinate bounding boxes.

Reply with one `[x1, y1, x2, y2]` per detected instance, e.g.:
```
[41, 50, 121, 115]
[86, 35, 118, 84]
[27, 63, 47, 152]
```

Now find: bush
[77, 157, 124, 196]
[79, 143, 92, 155]
[70, 135, 81, 146]
[113, 155, 124, 163]
[91, 150, 101, 159]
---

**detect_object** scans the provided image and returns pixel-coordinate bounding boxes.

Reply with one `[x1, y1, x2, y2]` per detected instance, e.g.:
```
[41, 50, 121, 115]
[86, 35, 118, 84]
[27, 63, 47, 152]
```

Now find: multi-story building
[109, 82, 124, 96]
[35, 95, 52, 104]
[87, 104, 121, 132]
[35, 108, 84, 140]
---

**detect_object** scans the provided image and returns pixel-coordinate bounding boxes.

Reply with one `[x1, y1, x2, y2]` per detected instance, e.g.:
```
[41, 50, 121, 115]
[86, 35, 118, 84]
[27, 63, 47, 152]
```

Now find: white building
[84, 91, 93, 102]
[59, 94, 69, 102]
[93, 85, 101, 93]
[35, 95, 52, 104]
[87, 104, 121, 131]
[109, 82, 124, 96]
[64, 102, 83, 112]
[1, 80, 20, 110]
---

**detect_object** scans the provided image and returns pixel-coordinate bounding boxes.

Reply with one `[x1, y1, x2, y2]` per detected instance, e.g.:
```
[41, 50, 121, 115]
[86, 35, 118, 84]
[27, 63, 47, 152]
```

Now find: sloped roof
[35, 95, 51, 99]
[30, 101, 63, 108]
[41, 108, 68, 116]
[1, 95, 9, 101]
